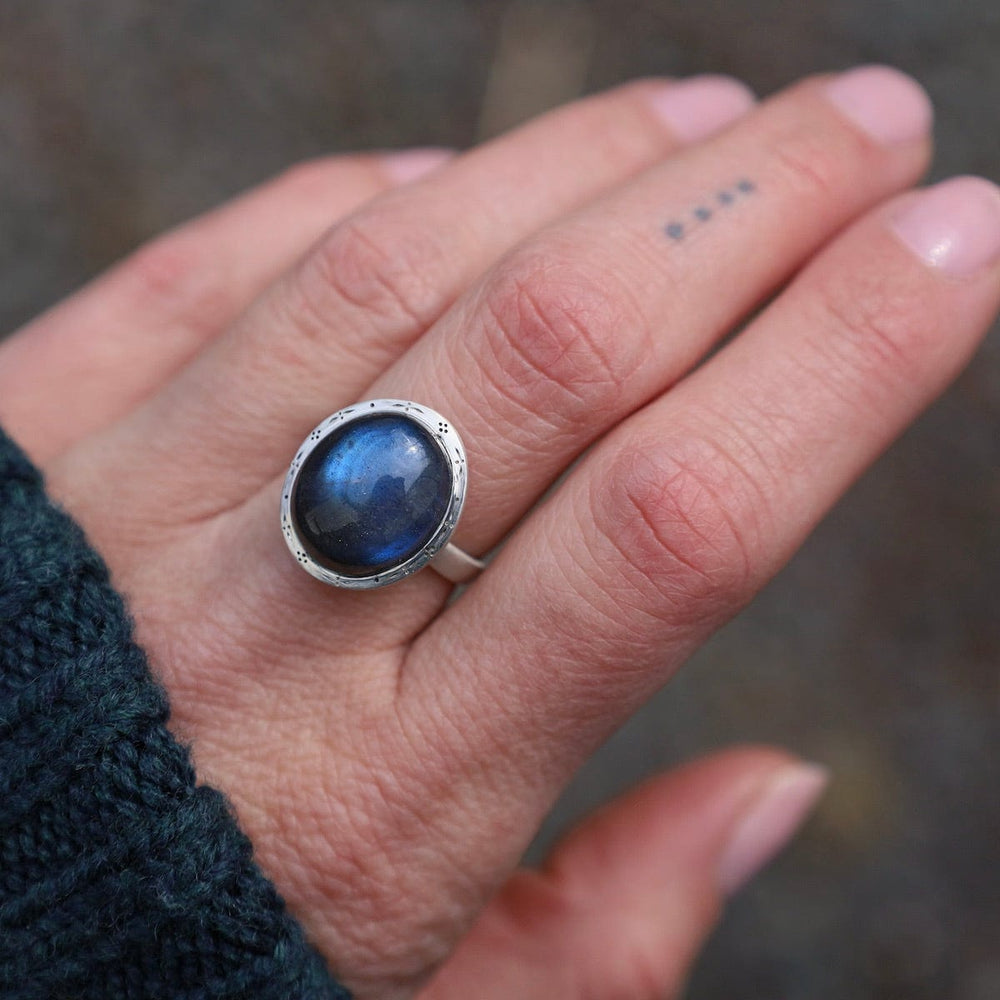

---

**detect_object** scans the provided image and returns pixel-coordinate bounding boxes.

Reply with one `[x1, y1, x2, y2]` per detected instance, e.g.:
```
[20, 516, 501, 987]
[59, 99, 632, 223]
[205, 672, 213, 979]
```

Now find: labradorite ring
[281, 399, 485, 589]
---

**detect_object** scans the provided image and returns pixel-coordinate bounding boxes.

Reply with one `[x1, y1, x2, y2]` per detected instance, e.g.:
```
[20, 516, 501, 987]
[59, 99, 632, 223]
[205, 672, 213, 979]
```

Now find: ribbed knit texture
[0, 428, 351, 1000]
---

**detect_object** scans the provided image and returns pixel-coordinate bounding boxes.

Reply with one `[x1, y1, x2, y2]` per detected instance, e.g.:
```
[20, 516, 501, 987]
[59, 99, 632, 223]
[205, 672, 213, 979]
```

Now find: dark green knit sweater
[0, 428, 350, 999]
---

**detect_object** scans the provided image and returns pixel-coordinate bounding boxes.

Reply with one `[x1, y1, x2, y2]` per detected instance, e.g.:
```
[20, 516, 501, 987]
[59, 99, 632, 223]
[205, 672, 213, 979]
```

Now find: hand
[3, 66, 998, 999]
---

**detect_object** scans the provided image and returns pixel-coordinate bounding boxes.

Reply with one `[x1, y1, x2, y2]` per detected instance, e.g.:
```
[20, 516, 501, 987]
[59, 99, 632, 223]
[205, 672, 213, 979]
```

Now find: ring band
[281, 399, 484, 589]
[429, 542, 486, 584]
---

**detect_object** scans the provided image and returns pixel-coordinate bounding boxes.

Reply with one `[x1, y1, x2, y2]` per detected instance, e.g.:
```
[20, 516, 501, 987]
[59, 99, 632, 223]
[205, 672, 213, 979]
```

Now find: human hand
[3, 66, 998, 999]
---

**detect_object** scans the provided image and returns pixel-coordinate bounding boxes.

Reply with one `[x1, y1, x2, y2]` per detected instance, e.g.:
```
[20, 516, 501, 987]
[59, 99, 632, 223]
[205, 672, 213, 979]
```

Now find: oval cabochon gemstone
[293, 413, 452, 577]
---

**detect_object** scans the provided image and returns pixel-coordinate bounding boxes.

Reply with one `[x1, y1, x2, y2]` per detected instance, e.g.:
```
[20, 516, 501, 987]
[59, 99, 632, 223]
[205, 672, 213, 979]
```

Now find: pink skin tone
[890, 176, 1000, 274]
[2, 67, 998, 999]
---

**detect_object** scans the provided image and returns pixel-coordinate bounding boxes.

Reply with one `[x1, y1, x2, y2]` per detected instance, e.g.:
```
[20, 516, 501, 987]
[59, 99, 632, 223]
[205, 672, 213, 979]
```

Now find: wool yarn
[0, 429, 350, 1000]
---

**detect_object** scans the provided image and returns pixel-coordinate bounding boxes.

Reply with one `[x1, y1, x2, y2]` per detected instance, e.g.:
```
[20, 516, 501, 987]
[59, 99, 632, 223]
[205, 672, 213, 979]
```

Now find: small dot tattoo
[663, 178, 757, 244]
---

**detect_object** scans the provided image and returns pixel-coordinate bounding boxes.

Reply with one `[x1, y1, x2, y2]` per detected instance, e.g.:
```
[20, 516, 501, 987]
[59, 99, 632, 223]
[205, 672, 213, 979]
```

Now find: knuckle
[769, 122, 853, 200]
[293, 210, 437, 343]
[810, 263, 933, 391]
[512, 869, 678, 1000]
[480, 250, 650, 421]
[594, 437, 762, 621]
[565, 81, 679, 163]
[124, 233, 232, 331]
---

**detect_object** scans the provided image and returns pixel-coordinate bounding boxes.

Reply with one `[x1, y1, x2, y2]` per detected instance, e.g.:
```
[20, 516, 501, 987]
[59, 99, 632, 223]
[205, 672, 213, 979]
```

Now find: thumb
[421, 747, 828, 1000]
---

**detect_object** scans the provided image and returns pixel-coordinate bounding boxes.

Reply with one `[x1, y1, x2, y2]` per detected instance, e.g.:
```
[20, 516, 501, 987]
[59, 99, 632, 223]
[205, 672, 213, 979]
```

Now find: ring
[281, 399, 485, 589]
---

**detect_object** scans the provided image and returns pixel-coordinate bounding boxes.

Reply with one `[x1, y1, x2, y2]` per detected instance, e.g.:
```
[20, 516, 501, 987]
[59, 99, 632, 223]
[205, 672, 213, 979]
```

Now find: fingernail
[825, 65, 933, 145]
[381, 147, 455, 184]
[890, 176, 1000, 276]
[644, 75, 756, 143]
[717, 762, 828, 896]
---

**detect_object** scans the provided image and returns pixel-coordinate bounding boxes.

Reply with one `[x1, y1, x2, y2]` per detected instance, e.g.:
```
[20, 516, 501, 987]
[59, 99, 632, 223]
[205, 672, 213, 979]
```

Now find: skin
[1, 71, 998, 998]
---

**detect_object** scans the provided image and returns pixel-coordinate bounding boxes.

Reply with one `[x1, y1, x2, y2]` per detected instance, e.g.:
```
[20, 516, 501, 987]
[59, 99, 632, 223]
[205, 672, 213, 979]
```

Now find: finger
[0, 148, 450, 462]
[210, 65, 932, 656]
[405, 176, 1000, 906]
[60, 76, 756, 516]
[372, 66, 933, 557]
[422, 750, 827, 1000]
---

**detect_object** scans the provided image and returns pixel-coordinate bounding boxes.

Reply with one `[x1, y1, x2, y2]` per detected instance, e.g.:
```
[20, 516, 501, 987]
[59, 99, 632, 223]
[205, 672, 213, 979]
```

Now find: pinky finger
[420, 748, 827, 1000]
[0, 148, 451, 462]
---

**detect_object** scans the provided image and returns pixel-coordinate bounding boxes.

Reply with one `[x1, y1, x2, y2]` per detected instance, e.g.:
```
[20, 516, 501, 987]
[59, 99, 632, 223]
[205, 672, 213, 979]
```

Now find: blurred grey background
[1, 2, 998, 997]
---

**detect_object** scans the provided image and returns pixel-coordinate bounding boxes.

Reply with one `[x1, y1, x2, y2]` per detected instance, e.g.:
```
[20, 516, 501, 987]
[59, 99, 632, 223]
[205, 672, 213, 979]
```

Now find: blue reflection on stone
[293, 414, 451, 577]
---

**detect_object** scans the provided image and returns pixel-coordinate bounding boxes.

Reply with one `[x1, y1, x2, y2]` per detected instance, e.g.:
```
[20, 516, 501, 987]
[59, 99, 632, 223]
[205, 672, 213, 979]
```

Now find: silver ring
[281, 399, 485, 589]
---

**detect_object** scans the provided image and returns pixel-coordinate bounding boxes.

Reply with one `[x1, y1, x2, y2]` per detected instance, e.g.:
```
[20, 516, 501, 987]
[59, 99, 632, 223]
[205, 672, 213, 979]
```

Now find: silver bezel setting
[281, 399, 469, 589]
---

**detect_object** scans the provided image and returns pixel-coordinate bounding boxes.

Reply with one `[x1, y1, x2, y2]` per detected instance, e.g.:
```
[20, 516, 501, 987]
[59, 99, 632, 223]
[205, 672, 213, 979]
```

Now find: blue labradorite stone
[293, 414, 452, 577]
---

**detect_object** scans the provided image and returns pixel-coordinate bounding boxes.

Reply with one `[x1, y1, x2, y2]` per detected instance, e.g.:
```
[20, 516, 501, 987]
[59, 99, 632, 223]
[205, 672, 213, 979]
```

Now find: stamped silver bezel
[281, 399, 469, 589]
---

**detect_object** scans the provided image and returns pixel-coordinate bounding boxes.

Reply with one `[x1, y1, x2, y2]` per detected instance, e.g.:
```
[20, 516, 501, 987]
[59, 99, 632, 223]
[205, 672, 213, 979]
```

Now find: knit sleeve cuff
[0, 428, 351, 999]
